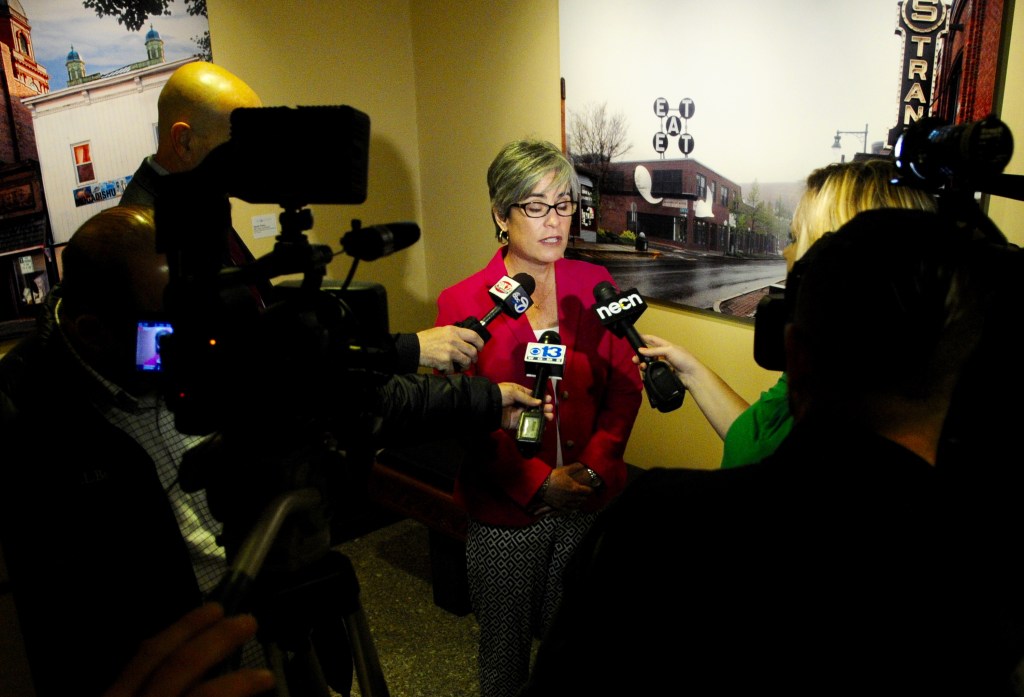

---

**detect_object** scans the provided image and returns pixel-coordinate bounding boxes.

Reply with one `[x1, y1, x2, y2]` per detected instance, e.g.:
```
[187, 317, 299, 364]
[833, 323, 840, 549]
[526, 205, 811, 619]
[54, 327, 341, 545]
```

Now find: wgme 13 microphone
[591, 281, 685, 413]
[341, 221, 421, 261]
[456, 273, 535, 342]
[516, 330, 565, 456]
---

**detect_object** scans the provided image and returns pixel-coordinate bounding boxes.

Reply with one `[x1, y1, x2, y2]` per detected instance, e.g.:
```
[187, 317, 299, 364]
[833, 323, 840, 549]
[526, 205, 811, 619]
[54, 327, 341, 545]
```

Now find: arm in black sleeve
[369, 372, 502, 444]
[391, 332, 421, 374]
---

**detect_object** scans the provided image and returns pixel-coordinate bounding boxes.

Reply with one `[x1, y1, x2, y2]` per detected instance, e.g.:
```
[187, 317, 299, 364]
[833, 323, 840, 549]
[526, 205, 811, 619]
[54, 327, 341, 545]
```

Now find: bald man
[120, 61, 261, 274]
[121, 60, 261, 207]
[120, 60, 484, 372]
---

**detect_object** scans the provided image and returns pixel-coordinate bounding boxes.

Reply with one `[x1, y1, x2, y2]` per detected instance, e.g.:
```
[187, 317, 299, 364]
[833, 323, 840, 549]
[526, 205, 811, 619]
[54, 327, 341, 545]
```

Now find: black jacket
[522, 416, 1024, 697]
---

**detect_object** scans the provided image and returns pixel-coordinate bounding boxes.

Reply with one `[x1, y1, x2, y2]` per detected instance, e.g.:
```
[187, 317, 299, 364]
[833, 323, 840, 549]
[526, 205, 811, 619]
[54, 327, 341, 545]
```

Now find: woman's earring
[498, 229, 509, 244]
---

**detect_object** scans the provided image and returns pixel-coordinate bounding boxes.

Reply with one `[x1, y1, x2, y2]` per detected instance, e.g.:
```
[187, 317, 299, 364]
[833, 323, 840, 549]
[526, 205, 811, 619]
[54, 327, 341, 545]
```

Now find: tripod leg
[262, 641, 293, 697]
[247, 549, 388, 697]
[344, 604, 390, 697]
[264, 636, 333, 697]
[288, 639, 332, 697]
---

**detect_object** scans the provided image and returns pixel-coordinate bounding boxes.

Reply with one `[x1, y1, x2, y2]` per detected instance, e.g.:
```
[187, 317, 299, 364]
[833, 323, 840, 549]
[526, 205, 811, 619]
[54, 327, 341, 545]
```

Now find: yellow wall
[987, 1, 1024, 246]
[207, 0, 429, 333]
[206, 0, 1021, 471]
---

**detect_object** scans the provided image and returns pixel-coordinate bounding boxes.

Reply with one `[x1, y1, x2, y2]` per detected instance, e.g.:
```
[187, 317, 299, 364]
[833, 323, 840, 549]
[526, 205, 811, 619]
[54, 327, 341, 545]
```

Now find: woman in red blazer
[435, 139, 643, 697]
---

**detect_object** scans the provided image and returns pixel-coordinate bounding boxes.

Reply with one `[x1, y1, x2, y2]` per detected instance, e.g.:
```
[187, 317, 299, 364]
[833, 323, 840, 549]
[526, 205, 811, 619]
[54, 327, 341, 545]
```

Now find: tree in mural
[566, 102, 631, 186]
[736, 181, 782, 256]
[567, 102, 632, 236]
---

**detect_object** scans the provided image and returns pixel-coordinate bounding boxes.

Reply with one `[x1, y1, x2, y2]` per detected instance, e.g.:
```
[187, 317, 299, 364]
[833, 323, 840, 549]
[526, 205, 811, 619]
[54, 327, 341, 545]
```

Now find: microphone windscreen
[512, 272, 536, 296]
[342, 222, 421, 261]
[593, 280, 617, 302]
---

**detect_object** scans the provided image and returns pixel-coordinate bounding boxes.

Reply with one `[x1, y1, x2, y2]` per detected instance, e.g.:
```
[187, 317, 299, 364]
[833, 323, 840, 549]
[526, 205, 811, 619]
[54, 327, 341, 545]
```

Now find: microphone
[591, 281, 685, 413]
[341, 222, 420, 261]
[516, 330, 565, 456]
[456, 272, 535, 343]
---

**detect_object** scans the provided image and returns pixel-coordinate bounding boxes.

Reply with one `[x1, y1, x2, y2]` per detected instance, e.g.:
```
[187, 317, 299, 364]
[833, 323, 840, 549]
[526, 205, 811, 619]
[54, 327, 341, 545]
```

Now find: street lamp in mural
[832, 124, 869, 160]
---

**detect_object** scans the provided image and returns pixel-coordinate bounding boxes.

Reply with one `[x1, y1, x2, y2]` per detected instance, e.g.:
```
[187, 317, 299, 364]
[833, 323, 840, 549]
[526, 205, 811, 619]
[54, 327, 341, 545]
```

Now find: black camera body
[751, 286, 788, 372]
[155, 105, 369, 289]
[154, 105, 385, 435]
[753, 114, 1018, 373]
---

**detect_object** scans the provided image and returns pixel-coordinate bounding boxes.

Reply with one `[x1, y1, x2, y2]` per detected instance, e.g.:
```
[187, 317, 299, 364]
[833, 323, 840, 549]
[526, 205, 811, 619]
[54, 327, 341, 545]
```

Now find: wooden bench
[367, 440, 472, 615]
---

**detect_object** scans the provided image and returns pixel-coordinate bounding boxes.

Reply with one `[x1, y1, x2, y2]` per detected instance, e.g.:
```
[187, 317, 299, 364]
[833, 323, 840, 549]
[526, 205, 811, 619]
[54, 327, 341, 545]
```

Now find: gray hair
[487, 139, 580, 239]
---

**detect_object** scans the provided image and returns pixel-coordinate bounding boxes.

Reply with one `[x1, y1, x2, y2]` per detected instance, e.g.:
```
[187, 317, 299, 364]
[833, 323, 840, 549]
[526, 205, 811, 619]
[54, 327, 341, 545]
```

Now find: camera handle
[979, 173, 1024, 202]
[214, 488, 391, 697]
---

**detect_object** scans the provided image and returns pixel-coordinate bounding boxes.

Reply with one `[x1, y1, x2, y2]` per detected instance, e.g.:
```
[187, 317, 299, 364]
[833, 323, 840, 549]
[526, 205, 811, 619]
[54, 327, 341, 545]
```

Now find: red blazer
[436, 249, 643, 527]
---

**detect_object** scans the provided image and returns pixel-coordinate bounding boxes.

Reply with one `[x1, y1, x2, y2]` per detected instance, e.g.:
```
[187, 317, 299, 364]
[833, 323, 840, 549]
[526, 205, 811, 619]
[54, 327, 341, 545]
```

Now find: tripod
[215, 488, 390, 697]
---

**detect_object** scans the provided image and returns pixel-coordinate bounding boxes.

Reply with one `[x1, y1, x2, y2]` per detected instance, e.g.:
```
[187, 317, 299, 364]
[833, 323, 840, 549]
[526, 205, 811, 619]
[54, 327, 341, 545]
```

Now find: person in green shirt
[637, 158, 937, 468]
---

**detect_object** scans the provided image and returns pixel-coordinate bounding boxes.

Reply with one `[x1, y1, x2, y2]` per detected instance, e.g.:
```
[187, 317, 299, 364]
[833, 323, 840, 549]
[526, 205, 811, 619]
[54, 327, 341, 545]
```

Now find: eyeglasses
[510, 200, 578, 218]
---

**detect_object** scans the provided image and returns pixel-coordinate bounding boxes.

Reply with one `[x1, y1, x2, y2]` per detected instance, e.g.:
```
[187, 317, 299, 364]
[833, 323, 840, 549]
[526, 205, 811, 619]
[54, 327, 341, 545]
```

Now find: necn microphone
[516, 330, 565, 456]
[341, 221, 420, 261]
[456, 272, 535, 343]
[592, 281, 685, 413]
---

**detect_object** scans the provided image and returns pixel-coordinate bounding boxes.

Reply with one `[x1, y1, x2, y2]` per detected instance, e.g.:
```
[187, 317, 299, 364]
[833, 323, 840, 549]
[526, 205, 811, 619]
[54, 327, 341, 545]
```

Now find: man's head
[784, 208, 987, 461]
[154, 61, 262, 173]
[58, 206, 168, 388]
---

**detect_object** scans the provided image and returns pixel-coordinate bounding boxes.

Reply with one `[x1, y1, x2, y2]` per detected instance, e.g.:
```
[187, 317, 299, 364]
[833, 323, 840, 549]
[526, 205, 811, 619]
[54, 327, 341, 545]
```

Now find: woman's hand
[636, 333, 751, 439]
[103, 603, 275, 697]
[635, 334, 697, 378]
[536, 463, 595, 513]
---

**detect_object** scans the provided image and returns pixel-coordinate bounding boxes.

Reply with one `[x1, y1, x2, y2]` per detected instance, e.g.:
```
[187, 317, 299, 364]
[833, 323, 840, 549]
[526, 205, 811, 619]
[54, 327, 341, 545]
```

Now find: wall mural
[559, 0, 952, 320]
[1, 1, 206, 325]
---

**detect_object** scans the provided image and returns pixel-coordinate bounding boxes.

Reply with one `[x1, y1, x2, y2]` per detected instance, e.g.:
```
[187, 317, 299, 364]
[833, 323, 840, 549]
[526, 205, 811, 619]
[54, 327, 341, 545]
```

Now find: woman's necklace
[528, 277, 558, 327]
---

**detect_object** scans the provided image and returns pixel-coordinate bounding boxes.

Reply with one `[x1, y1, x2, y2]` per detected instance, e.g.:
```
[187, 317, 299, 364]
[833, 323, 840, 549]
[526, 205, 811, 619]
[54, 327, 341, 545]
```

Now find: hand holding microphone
[516, 330, 565, 456]
[591, 281, 685, 413]
[498, 382, 554, 431]
[416, 325, 485, 373]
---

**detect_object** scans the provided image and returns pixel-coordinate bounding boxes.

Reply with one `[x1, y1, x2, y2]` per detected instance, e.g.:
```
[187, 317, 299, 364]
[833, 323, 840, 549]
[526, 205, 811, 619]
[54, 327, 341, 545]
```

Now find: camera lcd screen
[136, 321, 173, 372]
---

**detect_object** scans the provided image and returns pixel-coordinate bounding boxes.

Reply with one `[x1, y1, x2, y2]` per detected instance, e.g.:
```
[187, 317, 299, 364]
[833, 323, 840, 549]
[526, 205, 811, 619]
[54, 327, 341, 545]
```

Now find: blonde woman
[639, 158, 937, 468]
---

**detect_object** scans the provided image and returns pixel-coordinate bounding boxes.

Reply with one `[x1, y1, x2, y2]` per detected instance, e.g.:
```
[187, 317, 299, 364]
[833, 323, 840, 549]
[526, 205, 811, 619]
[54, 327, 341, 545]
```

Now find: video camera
[152, 105, 420, 569]
[151, 105, 422, 694]
[753, 114, 1020, 372]
[153, 105, 400, 433]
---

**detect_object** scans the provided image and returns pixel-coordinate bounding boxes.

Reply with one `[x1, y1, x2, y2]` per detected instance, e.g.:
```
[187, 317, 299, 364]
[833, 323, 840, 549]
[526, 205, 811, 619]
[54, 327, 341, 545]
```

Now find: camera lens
[894, 114, 1014, 188]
